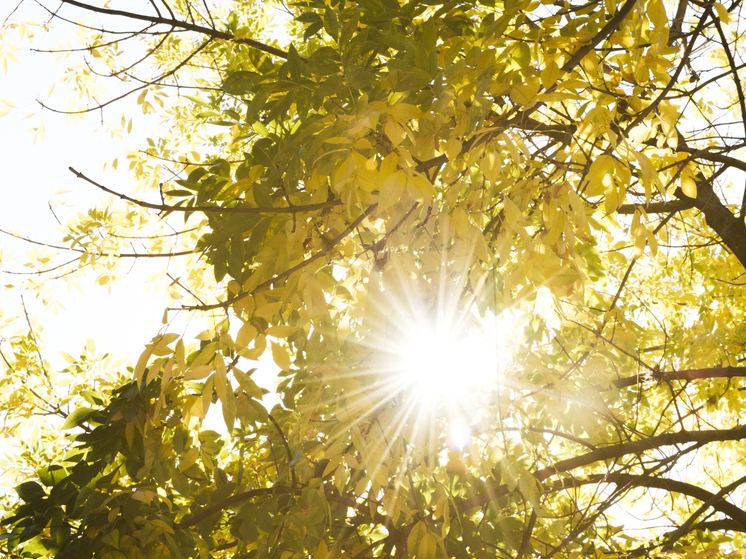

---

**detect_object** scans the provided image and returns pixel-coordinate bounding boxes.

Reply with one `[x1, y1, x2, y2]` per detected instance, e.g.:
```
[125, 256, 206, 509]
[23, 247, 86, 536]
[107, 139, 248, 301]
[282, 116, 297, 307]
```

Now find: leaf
[681, 172, 697, 198]
[511, 42, 531, 68]
[288, 44, 302, 81]
[378, 170, 407, 213]
[271, 342, 292, 371]
[15, 481, 45, 503]
[61, 407, 97, 430]
[323, 8, 339, 41]
[222, 71, 262, 95]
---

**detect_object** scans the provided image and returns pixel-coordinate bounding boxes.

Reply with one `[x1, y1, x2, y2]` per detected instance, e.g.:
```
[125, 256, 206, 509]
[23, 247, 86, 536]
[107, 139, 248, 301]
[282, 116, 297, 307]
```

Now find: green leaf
[512, 42, 531, 68]
[37, 465, 67, 487]
[288, 44, 302, 81]
[222, 71, 263, 95]
[16, 481, 46, 503]
[61, 407, 97, 430]
[324, 8, 339, 41]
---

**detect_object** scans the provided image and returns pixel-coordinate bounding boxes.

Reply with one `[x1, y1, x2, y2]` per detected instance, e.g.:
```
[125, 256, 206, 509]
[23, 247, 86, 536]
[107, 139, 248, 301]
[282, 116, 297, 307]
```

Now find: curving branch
[68, 167, 342, 215]
[459, 425, 746, 511]
[58, 0, 294, 60]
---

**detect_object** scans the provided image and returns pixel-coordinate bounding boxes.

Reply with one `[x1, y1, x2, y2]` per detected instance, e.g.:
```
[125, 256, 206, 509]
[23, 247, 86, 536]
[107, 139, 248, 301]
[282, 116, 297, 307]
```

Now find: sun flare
[385, 308, 517, 418]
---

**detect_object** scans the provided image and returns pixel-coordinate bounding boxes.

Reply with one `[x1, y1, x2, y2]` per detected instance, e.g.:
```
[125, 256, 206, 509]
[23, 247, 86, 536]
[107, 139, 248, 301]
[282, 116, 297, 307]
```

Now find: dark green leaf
[288, 44, 302, 81]
[324, 8, 339, 41]
[37, 466, 67, 487]
[16, 482, 45, 503]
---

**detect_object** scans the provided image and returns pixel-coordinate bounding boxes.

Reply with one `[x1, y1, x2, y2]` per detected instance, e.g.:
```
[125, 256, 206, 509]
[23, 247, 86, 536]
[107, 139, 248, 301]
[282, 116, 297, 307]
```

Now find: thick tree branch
[617, 200, 695, 214]
[680, 176, 746, 268]
[612, 366, 746, 389]
[662, 473, 746, 550]
[459, 426, 746, 510]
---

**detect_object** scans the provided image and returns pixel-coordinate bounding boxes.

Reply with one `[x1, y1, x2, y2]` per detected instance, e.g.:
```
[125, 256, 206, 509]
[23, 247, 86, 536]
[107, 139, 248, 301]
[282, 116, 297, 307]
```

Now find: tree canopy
[3, 0, 746, 557]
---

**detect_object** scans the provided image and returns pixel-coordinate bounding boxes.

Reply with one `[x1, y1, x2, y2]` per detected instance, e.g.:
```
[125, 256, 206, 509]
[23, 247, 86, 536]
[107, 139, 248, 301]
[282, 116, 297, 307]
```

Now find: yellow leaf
[313, 540, 328, 559]
[182, 365, 213, 381]
[680, 173, 697, 198]
[444, 137, 462, 160]
[378, 170, 407, 213]
[388, 102, 421, 123]
[264, 325, 296, 338]
[272, 342, 292, 371]
[195, 329, 216, 341]
[714, 2, 733, 23]
[255, 301, 282, 319]
[418, 532, 437, 559]
[384, 119, 406, 147]
[540, 60, 561, 89]
[236, 322, 257, 348]
[407, 521, 426, 555]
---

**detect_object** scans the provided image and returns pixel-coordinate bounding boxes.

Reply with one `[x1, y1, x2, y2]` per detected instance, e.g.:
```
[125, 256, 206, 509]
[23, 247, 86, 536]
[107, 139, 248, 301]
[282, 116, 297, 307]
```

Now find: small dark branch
[515, 509, 537, 559]
[39, 38, 213, 115]
[201, 0, 216, 28]
[0, 227, 192, 259]
[613, 366, 746, 389]
[4, 257, 83, 276]
[161, 0, 175, 19]
[617, 200, 696, 214]
[607, 211, 676, 312]
[676, 147, 746, 175]
[20, 296, 50, 382]
[167, 273, 207, 306]
[560, 0, 637, 73]
[147, 0, 162, 18]
[175, 487, 286, 530]
[712, 15, 746, 145]
[551, 474, 746, 528]
[175, 205, 376, 311]
[58, 0, 294, 60]
[68, 167, 341, 215]
[669, 0, 689, 44]
[711, 13, 746, 218]
[268, 413, 298, 488]
[662, 472, 746, 550]
[629, 5, 712, 128]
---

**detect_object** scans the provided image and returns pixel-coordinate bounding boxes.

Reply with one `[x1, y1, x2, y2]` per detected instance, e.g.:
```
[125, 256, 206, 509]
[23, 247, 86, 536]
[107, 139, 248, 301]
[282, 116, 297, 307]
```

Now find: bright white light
[447, 418, 473, 450]
[391, 313, 510, 412]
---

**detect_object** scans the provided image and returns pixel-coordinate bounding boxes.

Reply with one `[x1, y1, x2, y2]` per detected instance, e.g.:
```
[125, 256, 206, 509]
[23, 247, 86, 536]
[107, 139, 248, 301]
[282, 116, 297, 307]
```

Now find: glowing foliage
[4, 0, 746, 557]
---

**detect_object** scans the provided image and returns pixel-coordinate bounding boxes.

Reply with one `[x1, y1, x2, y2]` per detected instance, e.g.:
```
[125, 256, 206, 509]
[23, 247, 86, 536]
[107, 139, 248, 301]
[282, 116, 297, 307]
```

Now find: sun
[398, 325, 496, 403]
[385, 309, 514, 416]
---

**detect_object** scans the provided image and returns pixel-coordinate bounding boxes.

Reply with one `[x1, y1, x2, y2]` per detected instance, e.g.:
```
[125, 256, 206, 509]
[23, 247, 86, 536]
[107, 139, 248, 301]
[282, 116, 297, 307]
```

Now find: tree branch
[459, 426, 746, 511]
[617, 200, 695, 214]
[58, 0, 294, 60]
[612, 366, 746, 389]
[559, 0, 637, 73]
[68, 167, 341, 215]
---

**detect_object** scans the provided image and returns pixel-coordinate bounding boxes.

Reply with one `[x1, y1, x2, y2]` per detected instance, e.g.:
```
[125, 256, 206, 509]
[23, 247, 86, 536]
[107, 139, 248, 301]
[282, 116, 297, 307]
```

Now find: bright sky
[0, 3, 287, 458]
[0, 3, 170, 366]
